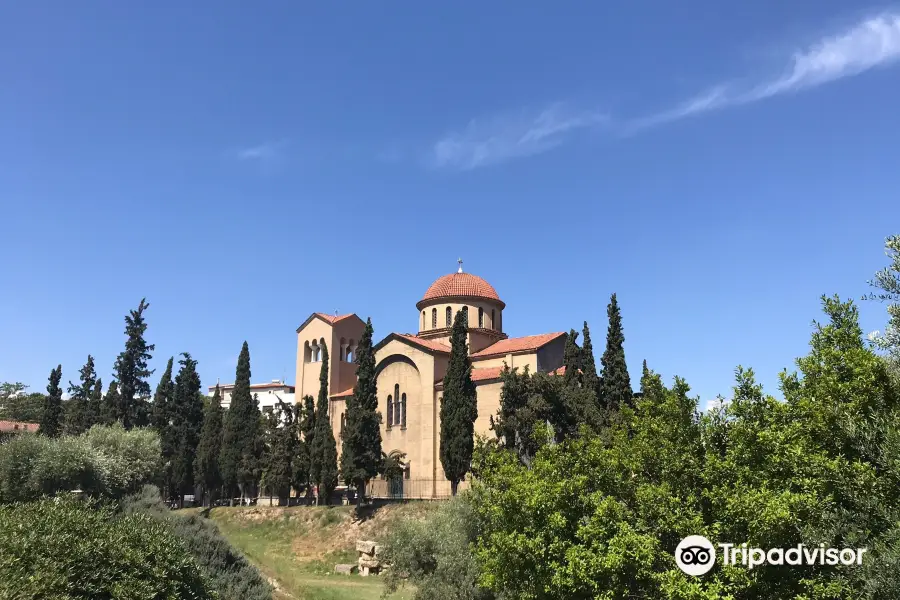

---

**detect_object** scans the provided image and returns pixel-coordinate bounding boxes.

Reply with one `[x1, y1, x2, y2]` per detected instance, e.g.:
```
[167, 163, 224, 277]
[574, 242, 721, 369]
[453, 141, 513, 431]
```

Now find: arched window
[422, 311, 425, 329]
[432, 308, 437, 328]
[462, 306, 468, 326]
[394, 384, 400, 426]
[386, 395, 393, 429]
[446, 306, 452, 327]
[311, 341, 319, 362]
[304, 341, 312, 363]
[401, 393, 407, 429]
[491, 309, 496, 330]
[478, 307, 484, 328]
[340, 412, 345, 438]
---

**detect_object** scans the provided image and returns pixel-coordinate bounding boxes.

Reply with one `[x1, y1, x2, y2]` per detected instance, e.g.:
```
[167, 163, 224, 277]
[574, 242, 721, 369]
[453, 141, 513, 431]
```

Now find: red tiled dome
[418, 273, 504, 307]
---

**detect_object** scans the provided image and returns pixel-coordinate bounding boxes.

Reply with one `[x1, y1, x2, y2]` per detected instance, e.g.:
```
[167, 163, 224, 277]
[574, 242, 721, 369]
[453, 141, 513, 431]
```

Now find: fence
[367, 478, 470, 500]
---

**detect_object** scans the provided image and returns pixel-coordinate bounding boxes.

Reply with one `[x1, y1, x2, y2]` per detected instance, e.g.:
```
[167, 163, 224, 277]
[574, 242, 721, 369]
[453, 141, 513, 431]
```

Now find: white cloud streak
[432, 104, 608, 169]
[236, 140, 287, 161]
[630, 12, 900, 130]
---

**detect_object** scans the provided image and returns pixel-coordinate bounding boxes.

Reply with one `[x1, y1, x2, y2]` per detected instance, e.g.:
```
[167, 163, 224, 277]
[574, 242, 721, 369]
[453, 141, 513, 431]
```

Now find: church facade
[294, 266, 566, 498]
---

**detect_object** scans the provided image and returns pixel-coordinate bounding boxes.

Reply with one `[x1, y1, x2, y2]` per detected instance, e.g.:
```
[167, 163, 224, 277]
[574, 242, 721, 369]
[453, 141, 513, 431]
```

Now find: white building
[208, 380, 295, 414]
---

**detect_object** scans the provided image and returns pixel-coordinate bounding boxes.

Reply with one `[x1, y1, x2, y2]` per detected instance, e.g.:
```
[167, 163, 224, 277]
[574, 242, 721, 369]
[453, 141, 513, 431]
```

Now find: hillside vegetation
[201, 502, 436, 600]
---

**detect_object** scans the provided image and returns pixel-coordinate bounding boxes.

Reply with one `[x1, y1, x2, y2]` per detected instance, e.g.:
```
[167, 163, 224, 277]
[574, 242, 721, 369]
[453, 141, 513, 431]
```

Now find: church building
[294, 263, 566, 498]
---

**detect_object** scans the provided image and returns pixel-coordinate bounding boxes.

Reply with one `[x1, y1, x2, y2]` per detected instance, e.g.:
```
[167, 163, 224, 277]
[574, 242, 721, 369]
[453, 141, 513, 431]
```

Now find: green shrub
[0, 424, 160, 503]
[382, 495, 493, 600]
[122, 486, 272, 600]
[0, 497, 215, 599]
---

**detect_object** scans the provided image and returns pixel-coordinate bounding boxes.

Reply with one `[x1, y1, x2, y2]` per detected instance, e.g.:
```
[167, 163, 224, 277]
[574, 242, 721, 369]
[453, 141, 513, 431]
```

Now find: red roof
[419, 273, 503, 306]
[471, 366, 503, 381]
[330, 388, 354, 398]
[471, 332, 566, 359]
[0, 420, 39, 434]
[396, 334, 451, 353]
[315, 313, 356, 324]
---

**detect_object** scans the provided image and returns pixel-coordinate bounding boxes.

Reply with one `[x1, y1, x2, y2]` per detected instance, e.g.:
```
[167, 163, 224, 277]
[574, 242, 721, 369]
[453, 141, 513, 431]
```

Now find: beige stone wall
[374, 340, 441, 488]
[473, 381, 503, 438]
[472, 352, 539, 372]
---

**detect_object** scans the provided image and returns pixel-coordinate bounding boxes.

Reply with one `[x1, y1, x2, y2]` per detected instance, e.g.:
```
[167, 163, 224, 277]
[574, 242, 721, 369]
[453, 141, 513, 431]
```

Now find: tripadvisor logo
[675, 535, 868, 576]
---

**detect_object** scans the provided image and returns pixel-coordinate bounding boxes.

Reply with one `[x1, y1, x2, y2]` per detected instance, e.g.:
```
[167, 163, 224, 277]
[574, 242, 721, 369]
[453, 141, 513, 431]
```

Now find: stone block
[334, 564, 357, 575]
[356, 540, 377, 555]
[374, 544, 384, 558]
[358, 557, 381, 569]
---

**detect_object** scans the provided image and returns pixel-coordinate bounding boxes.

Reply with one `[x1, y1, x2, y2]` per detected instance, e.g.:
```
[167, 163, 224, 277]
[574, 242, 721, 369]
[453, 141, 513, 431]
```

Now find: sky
[2, 2, 899, 409]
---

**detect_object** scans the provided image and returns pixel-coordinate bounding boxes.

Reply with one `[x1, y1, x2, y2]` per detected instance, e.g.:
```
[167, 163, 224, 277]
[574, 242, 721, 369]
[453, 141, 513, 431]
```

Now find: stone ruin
[355, 540, 386, 576]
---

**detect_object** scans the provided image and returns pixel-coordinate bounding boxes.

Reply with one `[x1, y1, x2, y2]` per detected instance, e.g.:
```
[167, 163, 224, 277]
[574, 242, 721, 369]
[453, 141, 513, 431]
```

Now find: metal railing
[367, 478, 470, 500]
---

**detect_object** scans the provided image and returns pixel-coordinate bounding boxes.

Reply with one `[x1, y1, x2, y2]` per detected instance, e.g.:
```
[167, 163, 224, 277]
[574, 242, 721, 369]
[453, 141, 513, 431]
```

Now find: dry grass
[199, 502, 437, 600]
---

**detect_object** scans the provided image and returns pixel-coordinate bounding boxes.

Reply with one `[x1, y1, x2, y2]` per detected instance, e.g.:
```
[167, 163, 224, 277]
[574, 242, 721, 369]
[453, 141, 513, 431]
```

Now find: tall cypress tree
[101, 381, 120, 425]
[440, 309, 478, 496]
[299, 394, 316, 497]
[599, 293, 632, 411]
[581, 322, 600, 396]
[195, 384, 224, 507]
[340, 318, 383, 507]
[220, 341, 258, 504]
[563, 329, 582, 387]
[113, 298, 155, 429]
[263, 399, 296, 506]
[310, 343, 338, 504]
[65, 355, 96, 435]
[152, 358, 176, 501]
[89, 377, 103, 428]
[39, 365, 63, 438]
[171, 353, 203, 507]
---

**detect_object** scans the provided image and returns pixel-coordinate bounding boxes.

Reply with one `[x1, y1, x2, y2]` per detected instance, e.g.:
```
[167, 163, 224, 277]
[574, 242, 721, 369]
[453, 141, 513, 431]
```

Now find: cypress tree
[310, 343, 338, 504]
[152, 358, 176, 501]
[263, 399, 296, 506]
[195, 384, 224, 507]
[101, 381, 120, 425]
[88, 377, 103, 428]
[563, 329, 582, 387]
[171, 353, 203, 508]
[113, 298, 155, 429]
[440, 309, 478, 496]
[39, 365, 63, 438]
[581, 322, 600, 396]
[65, 355, 96, 435]
[220, 341, 258, 504]
[299, 394, 316, 497]
[599, 293, 632, 411]
[340, 318, 383, 506]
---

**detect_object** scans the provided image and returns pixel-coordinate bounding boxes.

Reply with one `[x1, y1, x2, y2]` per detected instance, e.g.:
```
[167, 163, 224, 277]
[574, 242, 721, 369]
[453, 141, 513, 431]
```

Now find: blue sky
[2, 2, 899, 408]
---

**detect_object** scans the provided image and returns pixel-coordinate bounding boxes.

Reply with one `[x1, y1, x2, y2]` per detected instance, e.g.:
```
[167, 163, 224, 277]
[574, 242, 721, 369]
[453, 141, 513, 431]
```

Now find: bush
[0, 497, 214, 599]
[382, 495, 493, 600]
[0, 424, 160, 503]
[122, 486, 272, 600]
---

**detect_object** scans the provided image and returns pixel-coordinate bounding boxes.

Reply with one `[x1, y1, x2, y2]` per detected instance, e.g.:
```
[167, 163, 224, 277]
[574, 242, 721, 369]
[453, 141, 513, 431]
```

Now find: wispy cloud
[235, 140, 287, 162]
[432, 104, 608, 169]
[630, 11, 900, 130]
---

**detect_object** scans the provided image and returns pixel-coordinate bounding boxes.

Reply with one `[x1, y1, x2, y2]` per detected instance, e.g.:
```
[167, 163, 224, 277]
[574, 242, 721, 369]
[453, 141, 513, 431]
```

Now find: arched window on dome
[478, 307, 484, 328]
[401, 393, 407, 429]
[446, 306, 452, 327]
[491, 309, 496, 331]
[422, 311, 425, 330]
[386, 395, 393, 430]
[462, 306, 468, 326]
[432, 308, 437, 328]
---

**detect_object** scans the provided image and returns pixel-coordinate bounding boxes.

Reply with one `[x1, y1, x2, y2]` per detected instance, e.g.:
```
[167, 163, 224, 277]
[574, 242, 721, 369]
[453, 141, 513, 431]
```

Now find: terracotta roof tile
[315, 313, 356, 324]
[471, 332, 566, 359]
[420, 273, 502, 305]
[330, 388, 355, 398]
[397, 334, 451, 353]
[0, 420, 39, 433]
[471, 366, 503, 381]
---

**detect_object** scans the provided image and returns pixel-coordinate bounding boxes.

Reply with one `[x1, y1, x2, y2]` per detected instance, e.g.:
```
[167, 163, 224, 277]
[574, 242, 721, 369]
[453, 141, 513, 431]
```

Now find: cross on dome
[457, 258, 463, 273]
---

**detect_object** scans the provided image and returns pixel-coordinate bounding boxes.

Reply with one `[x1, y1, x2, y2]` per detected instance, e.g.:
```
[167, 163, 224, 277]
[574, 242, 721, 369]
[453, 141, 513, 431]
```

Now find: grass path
[200, 505, 424, 600]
